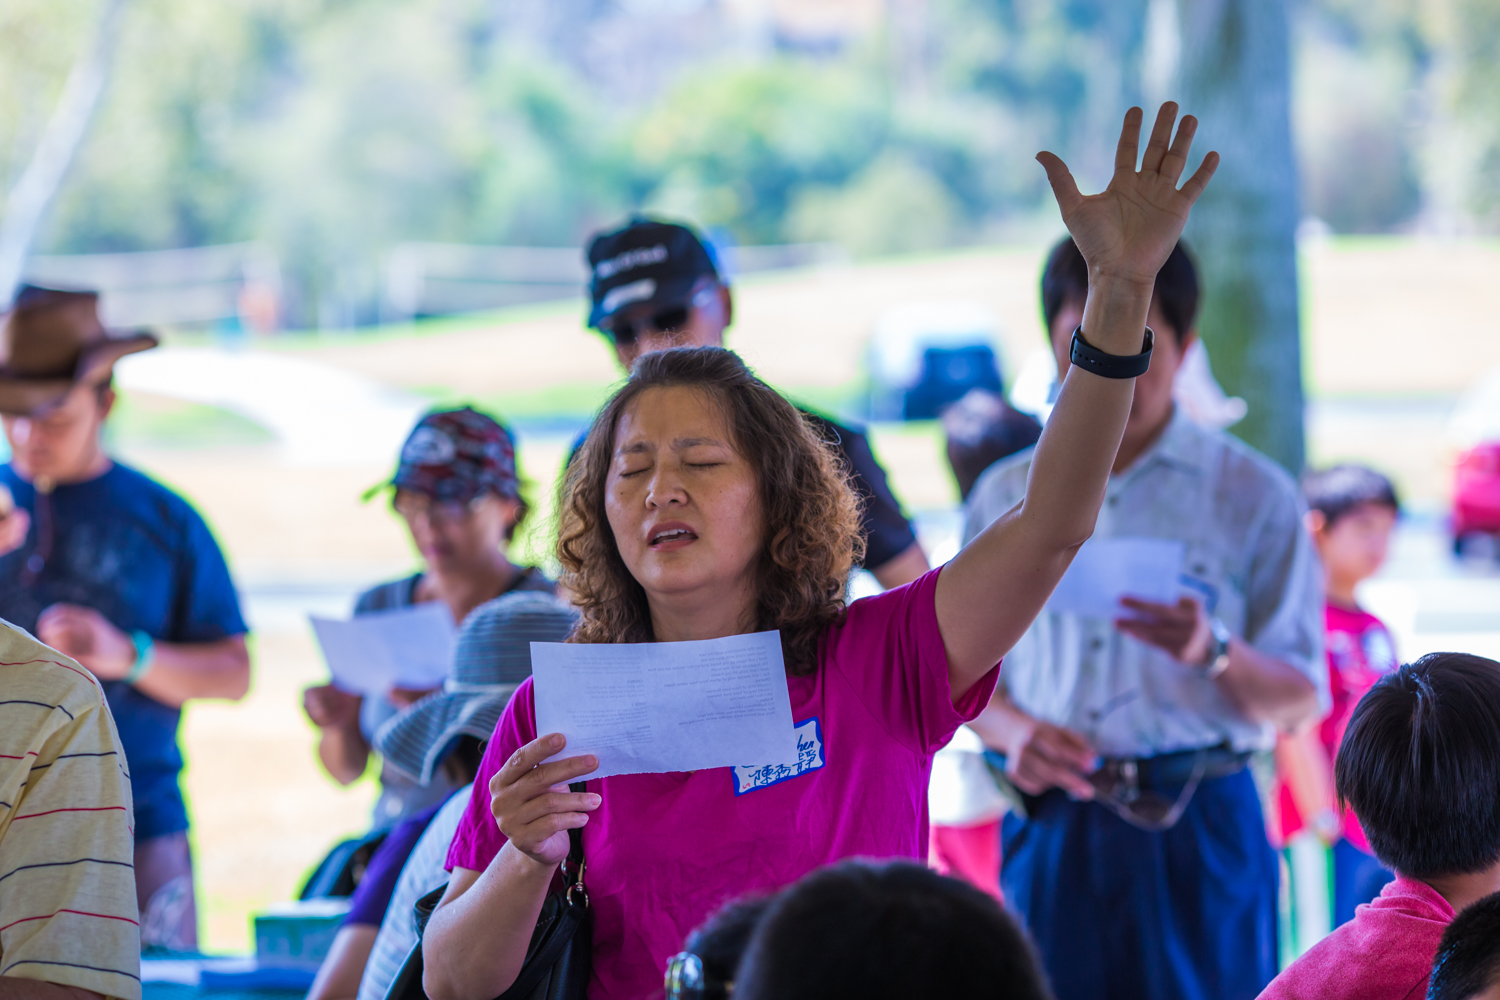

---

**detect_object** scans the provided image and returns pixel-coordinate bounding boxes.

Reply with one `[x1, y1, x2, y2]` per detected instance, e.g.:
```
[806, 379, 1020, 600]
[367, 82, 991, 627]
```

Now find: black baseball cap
[586, 218, 721, 329]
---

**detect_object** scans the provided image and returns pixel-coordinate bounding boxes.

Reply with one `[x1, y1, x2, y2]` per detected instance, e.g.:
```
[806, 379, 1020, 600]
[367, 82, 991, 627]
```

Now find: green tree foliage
[8, 0, 1495, 326]
[1446, 0, 1500, 227]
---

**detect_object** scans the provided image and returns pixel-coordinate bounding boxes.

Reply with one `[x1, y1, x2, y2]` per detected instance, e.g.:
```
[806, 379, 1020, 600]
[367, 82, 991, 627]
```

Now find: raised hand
[1037, 103, 1218, 289]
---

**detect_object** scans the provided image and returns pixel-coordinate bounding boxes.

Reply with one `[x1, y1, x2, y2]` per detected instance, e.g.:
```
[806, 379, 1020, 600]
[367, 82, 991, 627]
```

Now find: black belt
[1095, 744, 1251, 792]
[983, 744, 1251, 831]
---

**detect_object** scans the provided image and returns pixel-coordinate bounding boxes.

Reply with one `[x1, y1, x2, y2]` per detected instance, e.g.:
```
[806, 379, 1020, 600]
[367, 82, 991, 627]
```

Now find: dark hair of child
[1041, 236, 1199, 344]
[680, 895, 775, 999]
[1428, 891, 1500, 1000]
[942, 390, 1044, 501]
[1335, 653, 1500, 879]
[733, 859, 1054, 1000]
[1302, 464, 1401, 527]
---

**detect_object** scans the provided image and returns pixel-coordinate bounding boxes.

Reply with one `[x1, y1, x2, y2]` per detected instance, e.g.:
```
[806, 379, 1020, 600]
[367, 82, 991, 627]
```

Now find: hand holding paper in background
[1045, 537, 1186, 620]
[309, 602, 457, 697]
[531, 630, 799, 779]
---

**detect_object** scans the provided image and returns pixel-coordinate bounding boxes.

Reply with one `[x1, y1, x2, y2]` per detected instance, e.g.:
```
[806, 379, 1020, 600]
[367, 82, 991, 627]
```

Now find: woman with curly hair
[424, 103, 1219, 1000]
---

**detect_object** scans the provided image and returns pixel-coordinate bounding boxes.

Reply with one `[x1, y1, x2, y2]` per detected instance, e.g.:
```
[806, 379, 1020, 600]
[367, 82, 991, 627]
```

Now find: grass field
[103, 236, 1500, 952]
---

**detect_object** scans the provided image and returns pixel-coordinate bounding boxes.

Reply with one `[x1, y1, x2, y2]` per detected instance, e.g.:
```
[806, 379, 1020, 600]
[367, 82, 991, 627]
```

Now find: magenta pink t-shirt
[1257, 876, 1454, 1000]
[446, 567, 999, 1000]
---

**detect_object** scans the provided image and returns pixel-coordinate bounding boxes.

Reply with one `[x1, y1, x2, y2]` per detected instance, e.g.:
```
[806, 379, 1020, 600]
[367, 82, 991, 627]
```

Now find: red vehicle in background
[1452, 371, 1500, 557]
[1454, 442, 1500, 553]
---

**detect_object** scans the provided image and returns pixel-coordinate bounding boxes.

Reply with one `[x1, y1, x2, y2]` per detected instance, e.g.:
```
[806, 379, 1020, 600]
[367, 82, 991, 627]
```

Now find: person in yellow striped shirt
[0, 618, 139, 1000]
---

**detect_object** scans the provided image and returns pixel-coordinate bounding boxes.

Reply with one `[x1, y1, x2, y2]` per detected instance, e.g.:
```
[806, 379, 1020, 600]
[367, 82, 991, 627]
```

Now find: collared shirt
[0, 619, 140, 1000]
[963, 409, 1327, 758]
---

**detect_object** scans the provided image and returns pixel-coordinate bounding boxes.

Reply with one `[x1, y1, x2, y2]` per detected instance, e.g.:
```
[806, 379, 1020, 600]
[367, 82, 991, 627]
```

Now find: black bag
[384, 783, 592, 1000]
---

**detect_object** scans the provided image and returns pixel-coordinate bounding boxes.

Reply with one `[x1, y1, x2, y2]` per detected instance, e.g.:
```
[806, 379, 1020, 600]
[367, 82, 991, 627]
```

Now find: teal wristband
[126, 631, 155, 684]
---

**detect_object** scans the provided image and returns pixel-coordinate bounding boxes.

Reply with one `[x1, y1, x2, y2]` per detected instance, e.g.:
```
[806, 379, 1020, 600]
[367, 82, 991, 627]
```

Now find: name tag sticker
[731, 717, 824, 795]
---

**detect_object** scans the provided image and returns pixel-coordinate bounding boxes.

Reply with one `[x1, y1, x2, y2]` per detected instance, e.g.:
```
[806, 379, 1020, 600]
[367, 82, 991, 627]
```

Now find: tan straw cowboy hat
[0, 284, 158, 417]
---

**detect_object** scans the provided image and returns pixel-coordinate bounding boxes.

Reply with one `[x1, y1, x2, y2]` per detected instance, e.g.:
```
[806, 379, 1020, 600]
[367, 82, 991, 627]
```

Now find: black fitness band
[1069, 326, 1154, 379]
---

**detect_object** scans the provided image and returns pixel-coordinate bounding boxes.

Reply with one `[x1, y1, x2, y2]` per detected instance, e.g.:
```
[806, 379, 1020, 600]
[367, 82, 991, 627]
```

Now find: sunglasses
[604, 303, 691, 346]
[664, 952, 734, 1000]
[1086, 755, 1206, 832]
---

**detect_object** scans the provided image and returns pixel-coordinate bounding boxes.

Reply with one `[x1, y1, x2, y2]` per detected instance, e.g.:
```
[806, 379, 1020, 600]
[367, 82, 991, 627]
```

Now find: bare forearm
[1274, 729, 1335, 823]
[1019, 277, 1150, 549]
[132, 636, 250, 707]
[318, 725, 370, 785]
[937, 279, 1146, 685]
[0, 979, 104, 1000]
[965, 687, 1025, 750]
[870, 541, 930, 589]
[1216, 640, 1321, 731]
[423, 849, 555, 1000]
[306, 925, 378, 1000]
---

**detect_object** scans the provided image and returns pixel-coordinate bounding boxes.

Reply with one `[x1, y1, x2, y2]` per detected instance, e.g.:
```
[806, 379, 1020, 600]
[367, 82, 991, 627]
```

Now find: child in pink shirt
[1275, 465, 1401, 924]
[1259, 652, 1500, 1000]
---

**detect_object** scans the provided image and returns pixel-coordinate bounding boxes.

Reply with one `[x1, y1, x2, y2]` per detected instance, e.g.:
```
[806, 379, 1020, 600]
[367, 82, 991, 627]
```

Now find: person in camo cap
[302, 406, 555, 829]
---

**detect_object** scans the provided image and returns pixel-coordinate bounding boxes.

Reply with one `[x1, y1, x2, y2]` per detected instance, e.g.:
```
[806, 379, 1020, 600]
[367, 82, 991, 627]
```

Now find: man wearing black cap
[584, 218, 930, 588]
[0, 285, 251, 951]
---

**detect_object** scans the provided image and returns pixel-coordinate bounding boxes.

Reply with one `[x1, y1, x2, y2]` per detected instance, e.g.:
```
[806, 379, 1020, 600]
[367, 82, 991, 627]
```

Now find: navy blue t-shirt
[0, 462, 247, 840]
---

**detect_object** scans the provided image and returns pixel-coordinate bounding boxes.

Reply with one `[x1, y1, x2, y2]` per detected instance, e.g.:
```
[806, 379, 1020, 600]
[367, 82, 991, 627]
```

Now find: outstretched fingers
[1036, 151, 1083, 216]
[1178, 149, 1220, 204]
[1157, 113, 1198, 184]
[1113, 106, 1146, 174]
[1139, 102, 1179, 175]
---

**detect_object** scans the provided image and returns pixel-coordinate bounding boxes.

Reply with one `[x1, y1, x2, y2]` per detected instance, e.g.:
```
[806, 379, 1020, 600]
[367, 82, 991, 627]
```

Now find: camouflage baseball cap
[389, 407, 521, 502]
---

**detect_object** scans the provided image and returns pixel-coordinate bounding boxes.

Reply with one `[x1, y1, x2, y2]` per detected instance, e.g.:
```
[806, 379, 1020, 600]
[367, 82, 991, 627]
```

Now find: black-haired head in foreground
[1303, 464, 1401, 528]
[1041, 236, 1199, 344]
[733, 859, 1054, 1000]
[1335, 653, 1500, 879]
[667, 895, 774, 999]
[1428, 891, 1500, 1000]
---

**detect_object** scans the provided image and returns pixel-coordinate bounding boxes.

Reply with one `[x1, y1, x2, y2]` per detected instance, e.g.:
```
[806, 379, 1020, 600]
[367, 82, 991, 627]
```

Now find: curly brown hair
[558, 347, 864, 675]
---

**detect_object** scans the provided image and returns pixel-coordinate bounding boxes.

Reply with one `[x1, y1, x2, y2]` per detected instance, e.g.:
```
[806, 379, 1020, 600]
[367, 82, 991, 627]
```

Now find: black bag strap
[494, 781, 591, 1000]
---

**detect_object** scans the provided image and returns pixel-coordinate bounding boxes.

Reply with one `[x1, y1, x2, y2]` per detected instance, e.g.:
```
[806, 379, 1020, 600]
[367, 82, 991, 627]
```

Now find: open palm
[1038, 103, 1219, 287]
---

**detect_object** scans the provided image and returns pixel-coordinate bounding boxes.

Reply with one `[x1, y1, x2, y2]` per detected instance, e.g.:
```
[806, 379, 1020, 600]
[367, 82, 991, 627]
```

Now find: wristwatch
[1203, 618, 1233, 679]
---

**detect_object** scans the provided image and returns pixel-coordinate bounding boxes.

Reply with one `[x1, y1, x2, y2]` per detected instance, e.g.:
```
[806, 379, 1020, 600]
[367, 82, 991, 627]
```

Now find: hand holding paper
[531, 631, 799, 779]
[309, 602, 457, 697]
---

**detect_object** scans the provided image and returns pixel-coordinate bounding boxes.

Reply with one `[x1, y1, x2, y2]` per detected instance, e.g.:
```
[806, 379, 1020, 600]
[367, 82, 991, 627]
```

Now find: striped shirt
[0, 618, 140, 1000]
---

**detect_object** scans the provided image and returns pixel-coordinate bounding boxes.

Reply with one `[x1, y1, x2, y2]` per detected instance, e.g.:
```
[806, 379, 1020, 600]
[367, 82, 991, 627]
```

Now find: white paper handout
[1045, 537, 1186, 620]
[531, 630, 799, 780]
[309, 602, 457, 697]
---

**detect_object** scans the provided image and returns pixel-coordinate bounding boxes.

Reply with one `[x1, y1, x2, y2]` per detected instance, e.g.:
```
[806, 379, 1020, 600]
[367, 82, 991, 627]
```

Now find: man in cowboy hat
[0, 284, 251, 951]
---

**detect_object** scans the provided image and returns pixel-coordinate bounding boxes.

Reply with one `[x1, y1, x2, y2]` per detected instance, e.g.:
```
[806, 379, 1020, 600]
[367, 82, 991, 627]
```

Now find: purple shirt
[345, 799, 446, 927]
[448, 567, 998, 1000]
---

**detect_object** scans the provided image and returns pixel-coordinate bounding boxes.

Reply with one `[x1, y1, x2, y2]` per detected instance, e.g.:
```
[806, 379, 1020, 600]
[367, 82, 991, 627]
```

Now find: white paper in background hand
[1045, 537, 1186, 620]
[309, 602, 457, 697]
[530, 630, 799, 780]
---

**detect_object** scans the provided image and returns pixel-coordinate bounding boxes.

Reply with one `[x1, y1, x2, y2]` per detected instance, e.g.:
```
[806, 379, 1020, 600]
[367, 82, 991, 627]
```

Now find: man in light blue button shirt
[963, 238, 1328, 1000]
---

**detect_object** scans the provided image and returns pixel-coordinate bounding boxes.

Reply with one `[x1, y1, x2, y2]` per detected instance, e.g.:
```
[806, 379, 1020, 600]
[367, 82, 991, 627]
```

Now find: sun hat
[0, 284, 157, 416]
[373, 590, 578, 785]
[585, 217, 721, 330]
[385, 406, 522, 503]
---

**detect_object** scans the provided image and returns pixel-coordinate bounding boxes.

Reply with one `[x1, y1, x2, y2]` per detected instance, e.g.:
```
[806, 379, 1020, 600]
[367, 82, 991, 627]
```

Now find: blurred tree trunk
[0, 0, 130, 307]
[1175, 0, 1306, 473]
